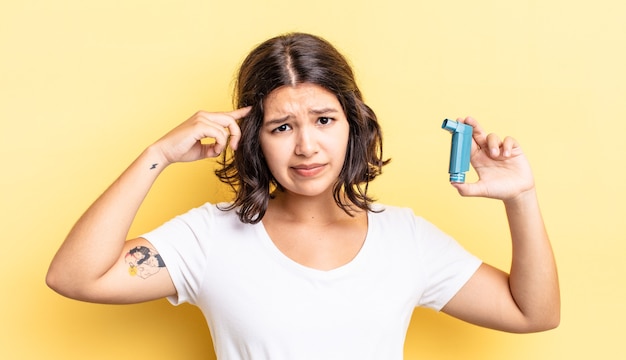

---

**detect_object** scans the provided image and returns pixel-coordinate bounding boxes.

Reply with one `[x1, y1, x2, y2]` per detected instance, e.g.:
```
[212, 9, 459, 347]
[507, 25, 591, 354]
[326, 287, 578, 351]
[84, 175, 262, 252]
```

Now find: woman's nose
[294, 128, 318, 157]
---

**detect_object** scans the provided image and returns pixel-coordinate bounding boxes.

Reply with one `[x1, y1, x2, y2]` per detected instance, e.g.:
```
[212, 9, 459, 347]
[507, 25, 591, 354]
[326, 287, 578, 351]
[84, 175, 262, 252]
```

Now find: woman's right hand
[153, 107, 251, 165]
[46, 106, 252, 303]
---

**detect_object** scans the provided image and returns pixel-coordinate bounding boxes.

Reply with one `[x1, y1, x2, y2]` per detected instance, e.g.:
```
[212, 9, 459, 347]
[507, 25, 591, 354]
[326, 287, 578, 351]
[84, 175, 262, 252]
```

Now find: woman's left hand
[451, 117, 535, 201]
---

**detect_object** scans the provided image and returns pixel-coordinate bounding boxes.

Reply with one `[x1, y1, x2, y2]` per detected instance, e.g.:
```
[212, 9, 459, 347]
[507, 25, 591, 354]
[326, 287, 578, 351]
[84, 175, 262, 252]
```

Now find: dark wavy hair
[216, 32, 389, 224]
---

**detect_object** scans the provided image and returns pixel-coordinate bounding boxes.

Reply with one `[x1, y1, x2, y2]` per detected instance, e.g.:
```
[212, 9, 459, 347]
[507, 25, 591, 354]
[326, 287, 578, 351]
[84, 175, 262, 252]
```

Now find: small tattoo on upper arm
[150, 163, 158, 170]
[125, 246, 166, 279]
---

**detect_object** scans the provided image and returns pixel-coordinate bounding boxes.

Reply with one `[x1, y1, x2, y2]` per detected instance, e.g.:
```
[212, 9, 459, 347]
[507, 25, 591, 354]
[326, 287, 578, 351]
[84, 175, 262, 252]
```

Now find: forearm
[47, 145, 168, 294]
[504, 188, 560, 329]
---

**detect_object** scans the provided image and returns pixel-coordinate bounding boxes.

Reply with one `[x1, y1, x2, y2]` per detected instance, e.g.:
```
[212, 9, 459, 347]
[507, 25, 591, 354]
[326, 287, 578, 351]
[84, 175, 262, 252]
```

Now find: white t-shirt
[143, 203, 481, 360]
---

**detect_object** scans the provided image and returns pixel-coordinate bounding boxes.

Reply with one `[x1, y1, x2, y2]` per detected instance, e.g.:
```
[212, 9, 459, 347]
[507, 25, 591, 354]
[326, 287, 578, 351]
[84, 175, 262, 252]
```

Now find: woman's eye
[273, 124, 291, 133]
[317, 117, 333, 125]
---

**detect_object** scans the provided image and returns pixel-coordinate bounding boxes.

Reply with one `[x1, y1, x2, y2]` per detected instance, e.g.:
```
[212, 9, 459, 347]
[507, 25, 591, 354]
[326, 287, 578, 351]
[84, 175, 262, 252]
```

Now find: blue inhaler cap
[441, 119, 473, 183]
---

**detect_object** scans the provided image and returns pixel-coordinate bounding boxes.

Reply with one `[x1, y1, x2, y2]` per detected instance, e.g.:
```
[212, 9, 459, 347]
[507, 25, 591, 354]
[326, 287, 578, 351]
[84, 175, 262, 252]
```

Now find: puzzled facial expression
[259, 83, 350, 198]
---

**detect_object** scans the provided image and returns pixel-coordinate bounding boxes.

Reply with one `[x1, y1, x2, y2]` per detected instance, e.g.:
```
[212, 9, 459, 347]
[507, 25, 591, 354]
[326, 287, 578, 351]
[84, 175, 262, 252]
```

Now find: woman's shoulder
[172, 201, 240, 223]
[369, 203, 434, 229]
[370, 203, 416, 218]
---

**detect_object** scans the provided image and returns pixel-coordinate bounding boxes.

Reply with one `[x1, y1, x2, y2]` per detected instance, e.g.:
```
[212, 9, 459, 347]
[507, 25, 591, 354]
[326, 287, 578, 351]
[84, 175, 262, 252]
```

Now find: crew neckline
[255, 211, 374, 279]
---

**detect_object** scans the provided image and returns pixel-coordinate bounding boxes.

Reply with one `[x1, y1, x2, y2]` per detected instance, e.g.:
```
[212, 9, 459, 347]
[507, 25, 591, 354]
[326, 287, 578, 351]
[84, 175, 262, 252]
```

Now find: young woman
[47, 33, 559, 359]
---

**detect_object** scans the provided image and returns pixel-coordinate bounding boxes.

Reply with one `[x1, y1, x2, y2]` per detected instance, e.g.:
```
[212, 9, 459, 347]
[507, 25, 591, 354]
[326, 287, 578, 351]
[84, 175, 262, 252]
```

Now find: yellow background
[2, 0, 625, 359]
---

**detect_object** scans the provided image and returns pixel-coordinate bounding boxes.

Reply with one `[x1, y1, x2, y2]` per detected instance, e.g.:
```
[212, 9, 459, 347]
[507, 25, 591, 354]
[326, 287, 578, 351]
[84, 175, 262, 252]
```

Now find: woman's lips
[291, 163, 326, 177]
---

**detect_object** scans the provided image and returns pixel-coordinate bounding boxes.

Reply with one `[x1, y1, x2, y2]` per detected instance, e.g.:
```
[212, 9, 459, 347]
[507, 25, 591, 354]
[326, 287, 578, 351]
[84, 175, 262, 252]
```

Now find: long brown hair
[216, 33, 389, 223]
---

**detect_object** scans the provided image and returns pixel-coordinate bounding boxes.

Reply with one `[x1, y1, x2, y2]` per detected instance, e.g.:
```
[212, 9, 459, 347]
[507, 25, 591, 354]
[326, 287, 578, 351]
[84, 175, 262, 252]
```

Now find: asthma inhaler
[441, 119, 473, 183]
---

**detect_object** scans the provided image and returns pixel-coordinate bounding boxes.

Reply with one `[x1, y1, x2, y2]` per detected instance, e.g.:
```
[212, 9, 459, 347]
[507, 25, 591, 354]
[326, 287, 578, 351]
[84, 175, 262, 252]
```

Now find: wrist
[503, 187, 538, 211]
[140, 144, 172, 172]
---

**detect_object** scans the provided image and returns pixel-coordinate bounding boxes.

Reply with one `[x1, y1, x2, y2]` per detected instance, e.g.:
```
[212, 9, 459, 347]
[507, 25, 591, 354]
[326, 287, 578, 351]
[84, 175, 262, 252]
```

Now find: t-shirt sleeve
[414, 216, 482, 311]
[141, 204, 215, 306]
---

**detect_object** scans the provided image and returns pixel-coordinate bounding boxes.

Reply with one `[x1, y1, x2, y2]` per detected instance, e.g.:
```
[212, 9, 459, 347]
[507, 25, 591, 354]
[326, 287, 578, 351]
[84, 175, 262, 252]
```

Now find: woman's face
[259, 82, 350, 198]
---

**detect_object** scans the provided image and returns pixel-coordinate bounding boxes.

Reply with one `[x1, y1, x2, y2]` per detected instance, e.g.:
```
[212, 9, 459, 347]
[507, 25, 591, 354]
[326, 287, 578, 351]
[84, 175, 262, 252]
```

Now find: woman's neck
[267, 189, 361, 225]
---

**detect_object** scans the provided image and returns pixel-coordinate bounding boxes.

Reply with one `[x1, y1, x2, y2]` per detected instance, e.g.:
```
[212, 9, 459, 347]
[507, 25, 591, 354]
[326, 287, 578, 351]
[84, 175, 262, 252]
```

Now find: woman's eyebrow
[264, 107, 339, 125]
[309, 107, 339, 115]
[264, 115, 290, 126]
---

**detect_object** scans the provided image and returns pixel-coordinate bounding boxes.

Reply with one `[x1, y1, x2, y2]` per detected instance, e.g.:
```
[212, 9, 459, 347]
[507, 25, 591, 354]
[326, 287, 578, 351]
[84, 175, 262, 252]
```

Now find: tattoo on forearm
[125, 246, 166, 279]
[150, 163, 158, 170]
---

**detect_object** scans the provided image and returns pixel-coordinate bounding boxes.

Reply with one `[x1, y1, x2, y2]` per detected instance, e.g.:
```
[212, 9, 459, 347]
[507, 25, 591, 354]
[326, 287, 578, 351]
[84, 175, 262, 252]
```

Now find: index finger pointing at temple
[224, 106, 251, 151]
